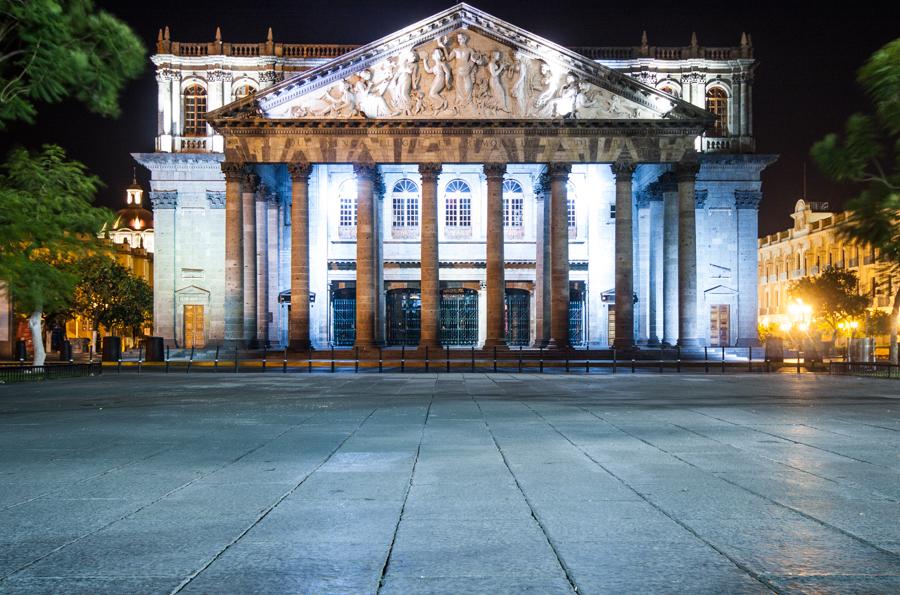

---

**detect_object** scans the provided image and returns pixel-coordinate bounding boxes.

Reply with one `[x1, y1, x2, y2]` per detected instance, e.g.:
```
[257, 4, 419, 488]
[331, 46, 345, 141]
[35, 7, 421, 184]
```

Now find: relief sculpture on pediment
[280, 29, 663, 121]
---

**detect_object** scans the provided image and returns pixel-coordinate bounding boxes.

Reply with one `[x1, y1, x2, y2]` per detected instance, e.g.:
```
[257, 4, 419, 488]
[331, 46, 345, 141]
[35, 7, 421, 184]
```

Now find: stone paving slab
[0, 373, 899, 593]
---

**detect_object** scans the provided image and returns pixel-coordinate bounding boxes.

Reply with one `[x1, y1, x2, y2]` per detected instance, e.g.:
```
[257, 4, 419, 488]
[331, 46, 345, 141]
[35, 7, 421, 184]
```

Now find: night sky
[6, 0, 898, 236]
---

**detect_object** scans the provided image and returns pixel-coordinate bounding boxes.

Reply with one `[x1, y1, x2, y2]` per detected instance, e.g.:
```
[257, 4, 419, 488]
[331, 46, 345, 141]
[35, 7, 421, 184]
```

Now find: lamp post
[838, 319, 859, 361]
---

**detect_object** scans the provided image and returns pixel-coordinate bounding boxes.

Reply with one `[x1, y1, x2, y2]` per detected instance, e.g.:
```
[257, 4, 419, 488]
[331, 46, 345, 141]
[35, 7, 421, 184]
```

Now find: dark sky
[7, 0, 898, 236]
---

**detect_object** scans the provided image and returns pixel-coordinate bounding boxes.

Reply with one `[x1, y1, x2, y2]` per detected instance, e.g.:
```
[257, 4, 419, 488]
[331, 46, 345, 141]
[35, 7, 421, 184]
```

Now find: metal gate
[505, 289, 530, 346]
[441, 288, 478, 346]
[331, 288, 356, 347]
[386, 288, 421, 346]
[569, 289, 585, 346]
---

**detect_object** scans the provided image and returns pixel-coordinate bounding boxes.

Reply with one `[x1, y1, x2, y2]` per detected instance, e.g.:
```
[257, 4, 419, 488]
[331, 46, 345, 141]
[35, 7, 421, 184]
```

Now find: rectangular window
[459, 197, 471, 227]
[339, 198, 356, 227]
[504, 197, 523, 227]
[609, 204, 616, 220]
[567, 198, 576, 229]
[406, 197, 418, 227]
[446, 197, 459, 226]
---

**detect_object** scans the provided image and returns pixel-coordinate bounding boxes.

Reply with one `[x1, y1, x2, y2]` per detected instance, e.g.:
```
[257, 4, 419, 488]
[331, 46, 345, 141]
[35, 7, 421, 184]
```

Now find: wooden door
[184, 305, 205, 349]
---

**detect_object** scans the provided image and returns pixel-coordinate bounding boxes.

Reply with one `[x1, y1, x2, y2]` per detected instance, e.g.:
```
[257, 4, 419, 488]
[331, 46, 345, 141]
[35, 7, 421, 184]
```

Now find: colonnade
[221, 158, 701, 351]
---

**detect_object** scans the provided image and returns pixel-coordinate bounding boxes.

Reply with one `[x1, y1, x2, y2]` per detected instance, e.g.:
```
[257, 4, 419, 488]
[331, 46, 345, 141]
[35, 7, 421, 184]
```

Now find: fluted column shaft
[222, 163, 245, 347]
[354, 163, 377, 348]
[661, 173, 679, 345]
[677, 159, 701, 347]
[484, 163, 507, 348]
[419, 163, 442, 348]
[288, 162, 312, 350]
[242, 172, 259, 348]
[548, 163, 572, 349]
[612, 159, 636, 349]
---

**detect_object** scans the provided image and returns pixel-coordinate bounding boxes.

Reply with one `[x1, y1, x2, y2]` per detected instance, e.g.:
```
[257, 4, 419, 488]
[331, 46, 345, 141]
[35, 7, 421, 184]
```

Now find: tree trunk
[28, 310, 45, 367]
[890, 289, 900, 365]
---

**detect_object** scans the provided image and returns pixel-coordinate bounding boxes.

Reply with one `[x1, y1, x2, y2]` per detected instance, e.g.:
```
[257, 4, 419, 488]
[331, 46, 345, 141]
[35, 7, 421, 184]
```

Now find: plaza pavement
[0, 373, 899, 594]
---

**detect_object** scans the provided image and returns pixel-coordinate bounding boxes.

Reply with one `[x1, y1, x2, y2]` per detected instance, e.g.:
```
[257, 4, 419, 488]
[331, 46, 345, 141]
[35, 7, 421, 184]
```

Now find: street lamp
[837, 319, 859, 361]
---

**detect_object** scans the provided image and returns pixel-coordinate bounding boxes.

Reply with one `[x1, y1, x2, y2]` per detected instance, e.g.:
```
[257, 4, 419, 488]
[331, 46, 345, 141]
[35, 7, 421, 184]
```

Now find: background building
[135, 5, 774, 350]
[758, 198, 898, 328]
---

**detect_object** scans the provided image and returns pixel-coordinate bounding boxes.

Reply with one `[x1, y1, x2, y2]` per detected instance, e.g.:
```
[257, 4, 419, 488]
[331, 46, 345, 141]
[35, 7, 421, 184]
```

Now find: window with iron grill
[391, 178, 419, 227]
[503, 179, 524, 228]
[183, 84, 207, 136]
[445, 179, 471, 227]
[338, 180, 357, 227]
[706, 87, 728, 137]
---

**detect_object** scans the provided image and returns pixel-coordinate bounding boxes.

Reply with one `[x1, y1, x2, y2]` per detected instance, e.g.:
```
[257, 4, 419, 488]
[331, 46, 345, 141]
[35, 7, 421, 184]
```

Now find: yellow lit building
[758, 199, 896, 330]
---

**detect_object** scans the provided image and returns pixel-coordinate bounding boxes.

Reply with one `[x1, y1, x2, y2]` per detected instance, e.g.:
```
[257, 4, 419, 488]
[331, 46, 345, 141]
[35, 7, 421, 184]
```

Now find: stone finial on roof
[267, 27, 273, 43]
[215, 26, 222, 42]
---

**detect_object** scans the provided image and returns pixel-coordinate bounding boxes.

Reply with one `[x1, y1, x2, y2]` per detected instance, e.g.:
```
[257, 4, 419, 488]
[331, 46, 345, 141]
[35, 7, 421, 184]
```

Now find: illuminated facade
[134, 3, 774, 350]
[758, 199, 898, 327]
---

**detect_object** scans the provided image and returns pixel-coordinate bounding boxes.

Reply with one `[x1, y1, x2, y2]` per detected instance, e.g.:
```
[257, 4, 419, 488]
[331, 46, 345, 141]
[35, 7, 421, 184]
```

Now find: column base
[544, 339, 572, 351]
[677, 337, 702, 348]
[482, 339, 508, 350]
[613, 338, 635, 349]
[289, 339, 313, 351]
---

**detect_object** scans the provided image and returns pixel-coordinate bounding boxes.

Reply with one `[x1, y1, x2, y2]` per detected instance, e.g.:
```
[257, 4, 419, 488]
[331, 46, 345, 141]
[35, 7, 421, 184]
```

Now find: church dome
[113, 205, 154, 231]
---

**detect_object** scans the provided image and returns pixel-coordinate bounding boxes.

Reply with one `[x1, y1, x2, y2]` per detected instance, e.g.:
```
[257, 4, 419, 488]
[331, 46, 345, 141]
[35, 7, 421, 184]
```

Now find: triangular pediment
[209, 3, 713, 125]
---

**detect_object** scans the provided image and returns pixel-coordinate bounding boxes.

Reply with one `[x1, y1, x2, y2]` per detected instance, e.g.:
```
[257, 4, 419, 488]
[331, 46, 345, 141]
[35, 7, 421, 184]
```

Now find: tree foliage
[0, 145, 111, 315]
[811, 38, 900, 361]
[70, 254, 152, 337]
[789, 267, 869, 334]
[0, 0, 145, 127]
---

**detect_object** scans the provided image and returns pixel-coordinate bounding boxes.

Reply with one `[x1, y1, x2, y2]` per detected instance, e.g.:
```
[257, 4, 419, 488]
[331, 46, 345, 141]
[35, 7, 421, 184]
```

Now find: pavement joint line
[519, 401, 780, 594]
[375, 383, 436, 594]
[835, 420, 900, 434]
[685, 408, 885, 467]
[1, 444, 177, 512]
[472, 392, 580, 594]
[0, 411, 322, 583]
[169, 407, 379, 595]
[576, 406, 900, 565]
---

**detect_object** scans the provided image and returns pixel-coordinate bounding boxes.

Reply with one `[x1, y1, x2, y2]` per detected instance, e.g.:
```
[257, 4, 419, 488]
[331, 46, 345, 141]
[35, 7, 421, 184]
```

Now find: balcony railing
[572, 45, 752, 61]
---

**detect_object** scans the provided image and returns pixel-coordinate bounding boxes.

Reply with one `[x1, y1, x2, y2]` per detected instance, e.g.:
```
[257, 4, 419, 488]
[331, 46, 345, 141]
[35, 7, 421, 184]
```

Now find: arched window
[392, 179, 419, 227]
[445, 179, 471, 227]
[233, 82, 257, 100]
[705, 87, 728, 137]
[338, 179, 357, 228]
[183, 84, 207, 136]
[503, 179, 524, 228]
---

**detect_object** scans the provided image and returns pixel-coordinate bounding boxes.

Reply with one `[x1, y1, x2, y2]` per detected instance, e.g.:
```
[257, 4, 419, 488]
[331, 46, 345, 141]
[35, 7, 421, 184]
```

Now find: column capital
[675, 155, 701, 182]
[221, 161, 245, 181]
[353, 162, 378, 179]
[418, 162, 443, 180]
[610, 158, 636, 180]
[547, 162, 572, 179]
[483, 163, 507, 178]
[287, 162, 313, 181]
[657, 171, 678, 193]
[242, 171, 260, 191]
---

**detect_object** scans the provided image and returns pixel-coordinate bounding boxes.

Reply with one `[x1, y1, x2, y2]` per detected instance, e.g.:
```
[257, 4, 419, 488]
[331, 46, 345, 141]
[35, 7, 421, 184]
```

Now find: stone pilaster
[612, 158, 636, 349]
[354, 163, 377, 349]
[242, 171, 259, 348]
[483, 163, 507, 348]
[222, 162, 244, 348]
[418, 163, 442, 348]
[288, 162, 313, 350]
[256, 186, 269, 346]
[547, 163, 572, 349]
[533, 176, 551, 347]
[660, 172, 679, 346]
[676, 157, 701, 347]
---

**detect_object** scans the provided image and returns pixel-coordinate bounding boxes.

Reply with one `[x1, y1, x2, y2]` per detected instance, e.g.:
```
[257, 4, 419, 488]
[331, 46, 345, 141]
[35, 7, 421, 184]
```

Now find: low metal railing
[829, 361, 900, 379]
[0, 363, 103, 384]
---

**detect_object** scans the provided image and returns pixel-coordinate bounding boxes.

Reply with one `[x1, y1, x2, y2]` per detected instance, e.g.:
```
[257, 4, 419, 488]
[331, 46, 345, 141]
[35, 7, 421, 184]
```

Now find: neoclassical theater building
[134, 3, 775, 351]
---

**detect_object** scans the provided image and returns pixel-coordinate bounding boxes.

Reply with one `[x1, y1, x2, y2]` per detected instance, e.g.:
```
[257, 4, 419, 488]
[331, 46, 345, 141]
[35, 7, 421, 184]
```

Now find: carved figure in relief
[354, 69, 396, 118]
[290, 81, 355, 117]
[535, 61, 560, 109]
[487, 51, 510, 113]
[543, 73, 578, 118]
[390, 51, 419, 113]
[422, 48, 451, 110]
[441, 33, 484, 106]
[510, 52, 529, 115]
[573, 81, 599, 118]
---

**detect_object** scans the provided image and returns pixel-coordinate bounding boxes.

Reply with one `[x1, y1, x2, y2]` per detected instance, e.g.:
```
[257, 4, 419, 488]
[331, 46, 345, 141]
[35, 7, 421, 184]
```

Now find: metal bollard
[117, 358, 122, 374]
[631, 357, 635, 374]
[425, 345, 429, 373]
[566, 356, 570, 373]
[471, 346, 475, 373]
[401, 345, 405, 373]
[659, 348, 663, 373]
[379, 347, 383, 373]
[234, 348, 239, 374]
[308, 347, 312, 373]
[446, 347, 450, 373]
[721, 346, 726, 374]
[283, 348, 288, 373]
[214, 345, 219, 371]
[677, 346, 681, 373]
[518, 346, 522, 373]
[704, 347, 709, 374]
[539, 346, 544, 374]
[493, 346, 497, 373]
[166, 346, 170, 374]
[585, 355, 589, 374]
[612, 348, 617, 374]
[748, 346, 753, 373]
[355, 346, 359, 373]
[187, 345, 194, 374]
[331, 345, 335, 373]
[262, 346, 267, 372]
[797, 349, 801, 374]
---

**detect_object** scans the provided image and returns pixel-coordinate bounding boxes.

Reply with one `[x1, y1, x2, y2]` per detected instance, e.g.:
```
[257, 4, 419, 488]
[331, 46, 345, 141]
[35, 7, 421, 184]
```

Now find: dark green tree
[70, 254, 152, 347]
[811, 38, 900, 362]
[789, 267, 870, 335]
[0, 146, 111, 364]
[0, 0, 145, 127]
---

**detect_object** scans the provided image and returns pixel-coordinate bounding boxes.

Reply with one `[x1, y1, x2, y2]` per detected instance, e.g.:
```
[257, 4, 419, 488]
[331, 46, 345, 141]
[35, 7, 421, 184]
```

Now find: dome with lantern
[104, 171, 155, 253]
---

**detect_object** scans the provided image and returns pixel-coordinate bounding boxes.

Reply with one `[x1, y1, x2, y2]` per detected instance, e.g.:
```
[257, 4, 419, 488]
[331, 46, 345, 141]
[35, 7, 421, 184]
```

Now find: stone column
[242, 171, 259, 348]
[418, 163, 442, 349]
[661, 173, 679, 345]
[484, 163, 507, 348]
[676, 157, 701, 347]
[222, 162, 245, 348]
[256, 186, 269, 346]
[547, 163, 572, 349]
[647, 189, 664, 345]
[612, 158, 636, 349]
[533, 179, 551, 347]
[288, 162, 313, 350]
[354, 163, 377, 349]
